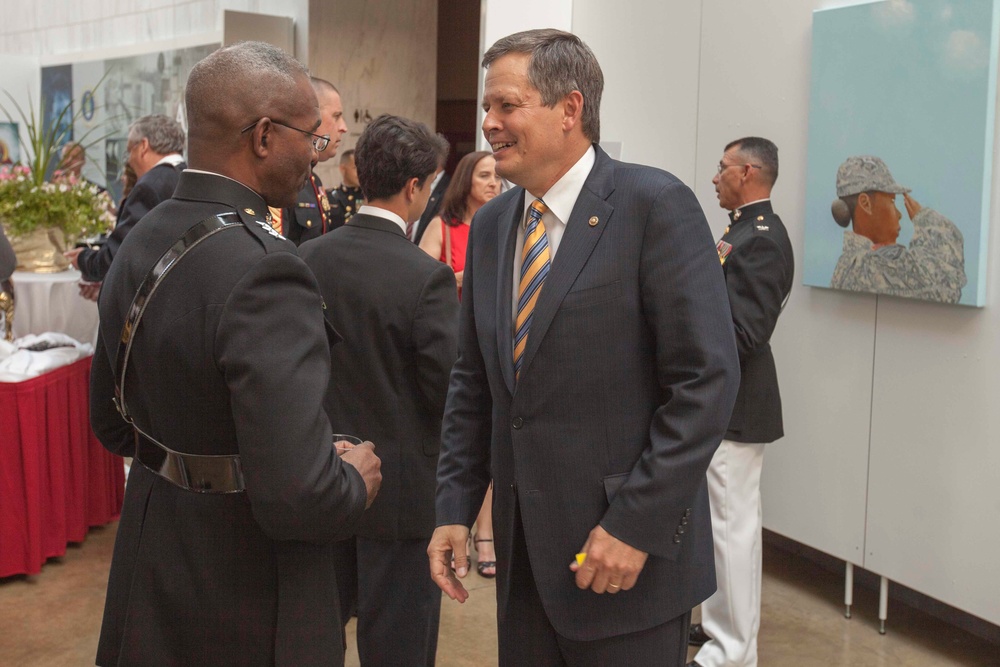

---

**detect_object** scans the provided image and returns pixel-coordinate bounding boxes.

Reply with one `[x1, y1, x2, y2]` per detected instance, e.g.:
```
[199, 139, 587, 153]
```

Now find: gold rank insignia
[319, 188, 331, 213]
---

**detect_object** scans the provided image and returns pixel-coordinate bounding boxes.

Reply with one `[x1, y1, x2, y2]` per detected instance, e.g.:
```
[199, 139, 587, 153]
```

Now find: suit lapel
[517, 149, 616, 382]
[496, 190, 525, 395]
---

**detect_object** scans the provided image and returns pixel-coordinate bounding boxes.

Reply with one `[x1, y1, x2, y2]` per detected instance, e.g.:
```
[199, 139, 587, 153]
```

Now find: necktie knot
[528, 199, 548, 225]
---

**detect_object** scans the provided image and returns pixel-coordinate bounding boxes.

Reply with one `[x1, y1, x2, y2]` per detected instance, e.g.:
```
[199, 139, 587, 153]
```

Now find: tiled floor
[1, 525, 996, 666]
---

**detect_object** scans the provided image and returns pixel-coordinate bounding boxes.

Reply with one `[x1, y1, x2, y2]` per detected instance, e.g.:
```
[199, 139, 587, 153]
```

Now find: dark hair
[354, 114, 439, 201]
[439, 150, 493, 225]
[725, 136, 778, 187]
[483, 29, 603, 143]
[431, 133, 450, 169]
[831, 193, 868, 228]
[339, 149, 355, 165]
[129, 114, 186, 155]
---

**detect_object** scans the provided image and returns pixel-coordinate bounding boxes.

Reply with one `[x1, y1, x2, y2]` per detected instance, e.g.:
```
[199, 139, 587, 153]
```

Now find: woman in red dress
[419, 150, 500, 576]
[419, 151, 500, 298]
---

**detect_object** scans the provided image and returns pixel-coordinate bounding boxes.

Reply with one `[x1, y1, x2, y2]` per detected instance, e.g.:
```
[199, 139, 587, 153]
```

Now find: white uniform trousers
[695, 439, 767, 667]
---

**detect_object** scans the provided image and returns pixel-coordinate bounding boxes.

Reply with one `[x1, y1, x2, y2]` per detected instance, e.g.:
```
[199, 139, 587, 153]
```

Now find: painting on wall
[803, 0, 1000, 307]
[0, 122, 18, 164]
[40, 42, 218, 203]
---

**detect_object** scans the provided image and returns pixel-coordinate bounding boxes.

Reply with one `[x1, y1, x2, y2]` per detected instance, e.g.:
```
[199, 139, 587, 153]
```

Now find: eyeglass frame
[717, 162, 762, 175]
[240, 118, 331, 152]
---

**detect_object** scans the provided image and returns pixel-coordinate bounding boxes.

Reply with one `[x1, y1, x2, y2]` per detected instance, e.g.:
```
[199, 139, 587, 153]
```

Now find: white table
[10, 270, 99, 345]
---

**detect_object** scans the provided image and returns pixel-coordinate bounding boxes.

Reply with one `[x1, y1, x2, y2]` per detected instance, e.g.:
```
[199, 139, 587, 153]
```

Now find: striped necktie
[513, 199, 549, 380]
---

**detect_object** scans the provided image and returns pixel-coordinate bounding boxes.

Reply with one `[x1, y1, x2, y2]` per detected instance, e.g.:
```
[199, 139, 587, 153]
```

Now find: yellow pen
[575, 552, 587, 566]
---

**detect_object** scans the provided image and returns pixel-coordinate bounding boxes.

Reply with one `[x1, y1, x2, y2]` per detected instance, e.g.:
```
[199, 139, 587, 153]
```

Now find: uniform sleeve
[0, 227, 15, 281]
[215, 251, 367, 543]
[725, 234, 792, 358]
[89, 325, 136, 457]
[411, 262, 460, 416]
[599, 179, 741, 557]
[907, 207, 967, 300]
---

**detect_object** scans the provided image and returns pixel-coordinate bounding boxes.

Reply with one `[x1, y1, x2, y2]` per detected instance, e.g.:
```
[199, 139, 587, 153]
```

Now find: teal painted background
[803, 0, 1000, 306]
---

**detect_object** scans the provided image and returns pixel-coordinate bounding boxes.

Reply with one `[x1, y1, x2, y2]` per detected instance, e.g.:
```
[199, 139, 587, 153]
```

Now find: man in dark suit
[411, 134, 451, 243]
[273, 77, 348, 245]
[66, 114, 185, 287]
[300, 114, 458, 666]
[428, 29, 740, 666]
[689, 137, 793, 667]
[89, 41, 381, 667]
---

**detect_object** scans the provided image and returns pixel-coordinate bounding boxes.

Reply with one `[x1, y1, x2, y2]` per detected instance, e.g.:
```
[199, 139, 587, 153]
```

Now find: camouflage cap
[835, 156, 910, 198]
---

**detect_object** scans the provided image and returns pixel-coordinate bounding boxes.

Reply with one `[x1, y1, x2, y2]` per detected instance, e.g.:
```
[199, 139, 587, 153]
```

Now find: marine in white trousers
[695, 439, 767, 667]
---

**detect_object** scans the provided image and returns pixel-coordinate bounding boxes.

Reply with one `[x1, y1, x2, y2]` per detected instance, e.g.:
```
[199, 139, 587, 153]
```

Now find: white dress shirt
[357, 204, 407, 234]
[511, 145, 596, 316]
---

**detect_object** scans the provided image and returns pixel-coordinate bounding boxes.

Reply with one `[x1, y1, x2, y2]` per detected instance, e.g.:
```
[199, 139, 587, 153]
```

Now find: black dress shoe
[688, 622, 711, 646]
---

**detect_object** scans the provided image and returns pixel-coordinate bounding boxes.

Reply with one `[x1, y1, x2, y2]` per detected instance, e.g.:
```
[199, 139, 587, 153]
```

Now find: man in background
[689, 137, 794, 667]
[326, 149, 364, 230]
[65, 115, 185, 289]
[301, 114, 458, 666]
[271, 77, 349, 245]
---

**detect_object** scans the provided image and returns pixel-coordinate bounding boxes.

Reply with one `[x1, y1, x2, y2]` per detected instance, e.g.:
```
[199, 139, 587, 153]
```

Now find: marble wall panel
[309, 0, 437, 186]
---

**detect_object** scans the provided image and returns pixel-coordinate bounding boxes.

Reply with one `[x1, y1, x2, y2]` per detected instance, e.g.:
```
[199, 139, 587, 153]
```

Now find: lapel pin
[588, 216, 599, 227]
[244, 208, 256, 216]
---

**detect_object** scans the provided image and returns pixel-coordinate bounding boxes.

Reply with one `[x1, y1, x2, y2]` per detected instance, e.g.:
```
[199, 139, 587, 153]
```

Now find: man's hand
[64, 247, 84, 271]
[78, 282, 101, 302]
[428, 524, 471, 603]
[454, 270, 464, 292]
[569, 524, 648, 594]
[340, 441, 381, 509]
[904, 193, 922, 221]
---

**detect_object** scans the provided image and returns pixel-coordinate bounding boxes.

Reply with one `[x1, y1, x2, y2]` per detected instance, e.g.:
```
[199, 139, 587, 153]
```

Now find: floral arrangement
[0, 164, 115, 241]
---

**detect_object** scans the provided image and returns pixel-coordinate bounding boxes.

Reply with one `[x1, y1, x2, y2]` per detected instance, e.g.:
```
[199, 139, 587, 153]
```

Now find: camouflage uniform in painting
[832, 207, 966, 303]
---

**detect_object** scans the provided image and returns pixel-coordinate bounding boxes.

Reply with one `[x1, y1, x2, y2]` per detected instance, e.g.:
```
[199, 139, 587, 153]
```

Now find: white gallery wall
[563, 0, 1000, 626]
[0, 0, 307, 63]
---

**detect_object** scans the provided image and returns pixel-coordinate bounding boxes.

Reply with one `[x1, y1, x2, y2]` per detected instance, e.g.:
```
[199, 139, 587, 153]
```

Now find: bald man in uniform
[90, 41, 381, 667]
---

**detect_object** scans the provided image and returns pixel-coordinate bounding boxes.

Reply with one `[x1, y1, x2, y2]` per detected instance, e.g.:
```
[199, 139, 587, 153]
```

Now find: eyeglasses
[240, 118, 331, 152]
[717, 162, 762, 175]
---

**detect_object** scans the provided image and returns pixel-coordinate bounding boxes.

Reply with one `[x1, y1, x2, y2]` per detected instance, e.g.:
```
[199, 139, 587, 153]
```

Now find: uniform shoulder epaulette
[236, 205, 291, 250]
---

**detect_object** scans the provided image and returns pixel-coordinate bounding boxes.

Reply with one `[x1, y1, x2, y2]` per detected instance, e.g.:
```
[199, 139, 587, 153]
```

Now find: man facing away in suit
[427, 29, 741, 666]
[300, 114, 459, 666]
[65, 114, 185, 298]
[688, 137, 794, 667]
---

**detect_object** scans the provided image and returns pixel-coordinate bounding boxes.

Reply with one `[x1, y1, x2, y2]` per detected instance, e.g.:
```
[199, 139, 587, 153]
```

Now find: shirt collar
[521, 145, 596, 226]
[357, 204, 406, 234]
[153, 153, 185, 168]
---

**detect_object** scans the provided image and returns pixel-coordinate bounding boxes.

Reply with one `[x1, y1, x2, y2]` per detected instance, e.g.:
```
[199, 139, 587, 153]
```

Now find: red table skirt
[0, 355, 125, 577]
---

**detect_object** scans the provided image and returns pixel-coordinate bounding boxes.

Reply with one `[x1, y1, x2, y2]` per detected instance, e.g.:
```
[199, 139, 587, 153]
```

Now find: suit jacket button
[684, 508, 692, 517]
[673, 535, 682, 544]
[512, 417, 524, 429]
[677, 526, 685, 534]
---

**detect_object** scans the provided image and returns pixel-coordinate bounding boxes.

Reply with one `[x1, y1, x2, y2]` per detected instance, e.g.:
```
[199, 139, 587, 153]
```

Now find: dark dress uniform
[282, 171, 332, 245]
[715, 199, 794, 443]
[91, 170, 367, 667]
[326, 183, 364, 231]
